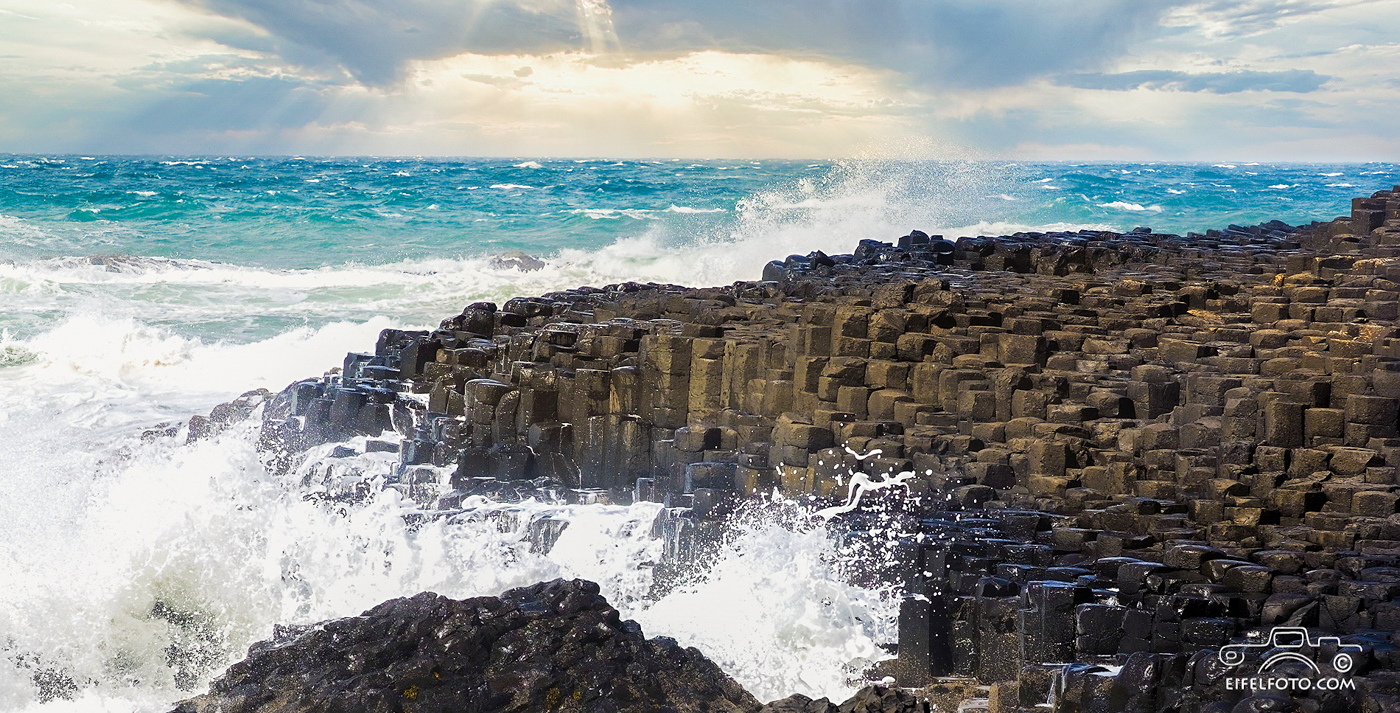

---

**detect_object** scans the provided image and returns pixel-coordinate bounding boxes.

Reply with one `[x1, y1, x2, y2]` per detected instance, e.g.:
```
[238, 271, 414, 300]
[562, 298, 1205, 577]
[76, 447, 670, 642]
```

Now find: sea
[0, 155, 1396, 711]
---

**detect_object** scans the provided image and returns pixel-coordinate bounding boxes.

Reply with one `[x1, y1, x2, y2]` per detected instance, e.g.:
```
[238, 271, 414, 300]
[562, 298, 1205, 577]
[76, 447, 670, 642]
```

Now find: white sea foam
[664, 205, 726, 214]
[0, 385, 894, 710]
[634, 504, 897, 703]
[512, 161, 544, 169]
[1097, 201, 1163, 213]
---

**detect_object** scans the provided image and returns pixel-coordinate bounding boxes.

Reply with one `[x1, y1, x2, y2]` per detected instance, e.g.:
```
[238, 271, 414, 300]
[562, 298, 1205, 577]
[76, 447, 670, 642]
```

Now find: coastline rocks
[761, 685, 927, 712]
[490, 251, 547, 272]
[172, 579, 760, 713]
[248, 186, 1400, 711]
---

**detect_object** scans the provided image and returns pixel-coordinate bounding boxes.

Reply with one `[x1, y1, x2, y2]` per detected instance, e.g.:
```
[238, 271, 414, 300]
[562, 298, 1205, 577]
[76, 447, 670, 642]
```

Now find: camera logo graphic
[1219, 627, 1363, 675]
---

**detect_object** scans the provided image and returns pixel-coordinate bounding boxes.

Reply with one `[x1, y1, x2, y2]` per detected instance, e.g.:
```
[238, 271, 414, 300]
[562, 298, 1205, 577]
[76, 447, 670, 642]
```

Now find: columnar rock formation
[242, 187, 1400, 711]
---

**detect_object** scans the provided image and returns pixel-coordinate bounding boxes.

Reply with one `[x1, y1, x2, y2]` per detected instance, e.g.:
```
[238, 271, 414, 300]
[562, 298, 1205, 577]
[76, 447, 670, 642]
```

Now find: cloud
[174, 0, 1187, 88]
[1166, 0, 1383, 37]
[1058, 68, 1333, 93]
[174, 0, 610, 84]
[612, 0, 1185, 90]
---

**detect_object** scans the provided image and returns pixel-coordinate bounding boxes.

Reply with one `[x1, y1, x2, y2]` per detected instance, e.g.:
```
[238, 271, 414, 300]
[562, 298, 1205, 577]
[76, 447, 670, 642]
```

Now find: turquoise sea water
[2, 157, 1396, 342]
[0, 156, 1397, 712]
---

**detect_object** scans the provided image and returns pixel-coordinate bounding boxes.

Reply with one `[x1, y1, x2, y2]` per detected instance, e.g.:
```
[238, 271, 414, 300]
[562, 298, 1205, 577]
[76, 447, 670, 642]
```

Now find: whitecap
[664, 205, 726, 214]
[512, 161, 544, 169]
[1097, 201, 1163, 213]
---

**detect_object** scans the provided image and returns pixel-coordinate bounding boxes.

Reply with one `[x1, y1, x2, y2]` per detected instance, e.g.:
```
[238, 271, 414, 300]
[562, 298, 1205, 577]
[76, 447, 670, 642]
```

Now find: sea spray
[0, 404, 904, 710]
[632, 494, 903, 703]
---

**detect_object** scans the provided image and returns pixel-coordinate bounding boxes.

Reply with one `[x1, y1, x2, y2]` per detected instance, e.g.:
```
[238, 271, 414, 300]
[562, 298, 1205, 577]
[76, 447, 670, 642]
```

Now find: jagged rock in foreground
[760, 685, 927, 712]
[173, 579, 761, 713]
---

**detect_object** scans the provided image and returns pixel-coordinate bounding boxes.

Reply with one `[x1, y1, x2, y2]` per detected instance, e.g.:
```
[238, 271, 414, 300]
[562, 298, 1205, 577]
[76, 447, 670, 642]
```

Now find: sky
[0, 0, 1398, 159]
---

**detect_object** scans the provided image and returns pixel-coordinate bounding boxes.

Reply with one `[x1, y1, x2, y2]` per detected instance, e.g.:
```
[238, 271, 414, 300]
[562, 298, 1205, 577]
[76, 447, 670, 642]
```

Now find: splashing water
[633, 496, 901, 703]
[0, 406, 900, 711]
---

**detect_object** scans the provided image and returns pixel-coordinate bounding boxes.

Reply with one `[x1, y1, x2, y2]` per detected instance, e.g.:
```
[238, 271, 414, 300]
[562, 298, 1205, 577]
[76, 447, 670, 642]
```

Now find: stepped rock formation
[219, 186, 1400, 711]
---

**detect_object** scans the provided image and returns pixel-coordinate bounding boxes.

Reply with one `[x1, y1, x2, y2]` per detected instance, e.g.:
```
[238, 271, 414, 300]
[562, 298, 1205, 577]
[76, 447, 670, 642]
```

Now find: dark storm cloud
[608, 0, 1184, 89]
[1058, 68, 1332, 93]
[178, 0, 1188, 87]
[176, 0, 587, 84]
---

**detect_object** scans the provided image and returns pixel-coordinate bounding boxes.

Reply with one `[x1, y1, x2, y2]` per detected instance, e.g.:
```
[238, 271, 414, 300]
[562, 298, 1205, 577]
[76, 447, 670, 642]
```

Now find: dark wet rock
[759, 685, 927, 713]
[1230, 693, 1300, 713]
[173, 579, 760, 713]
[761, 693, 839, 713]
[185, 389, 271, 443]
[490, 251, 547, 272]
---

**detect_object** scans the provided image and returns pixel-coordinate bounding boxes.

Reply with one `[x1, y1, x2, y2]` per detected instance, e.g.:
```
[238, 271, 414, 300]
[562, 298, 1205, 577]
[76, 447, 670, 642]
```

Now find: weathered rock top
[173, 578, 762, 713]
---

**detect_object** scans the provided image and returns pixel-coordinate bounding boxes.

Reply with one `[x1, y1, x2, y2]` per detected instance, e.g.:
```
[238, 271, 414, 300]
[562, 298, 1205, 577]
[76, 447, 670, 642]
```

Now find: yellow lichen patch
[547, 687, 562, 707]
[1178, 309, 1225, 327]
[1358, 324, 1391, 342]
[404, 685, 420, 700]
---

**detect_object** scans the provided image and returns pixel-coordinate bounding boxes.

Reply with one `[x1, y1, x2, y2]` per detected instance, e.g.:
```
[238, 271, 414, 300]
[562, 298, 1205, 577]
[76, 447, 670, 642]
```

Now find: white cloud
[1164, 0, 1383, 38]
[0, 0, 1398, 158]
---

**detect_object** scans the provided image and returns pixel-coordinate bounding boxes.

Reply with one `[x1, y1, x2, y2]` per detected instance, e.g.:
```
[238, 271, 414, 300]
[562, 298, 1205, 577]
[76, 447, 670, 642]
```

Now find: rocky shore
[192, 186, 1400, 711]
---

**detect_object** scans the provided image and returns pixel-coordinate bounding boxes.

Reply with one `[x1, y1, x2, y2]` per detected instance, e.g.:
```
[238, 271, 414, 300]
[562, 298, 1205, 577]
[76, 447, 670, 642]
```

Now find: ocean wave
[565, 208, 661, 220]
[0, 314, 398, 409]
[1097, 201, 1163, 213]
[566, 205, 726, 220]
[664, 205, 726, 214]
[512, 161, 544, 169]
[0, 158, 1121, 344]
